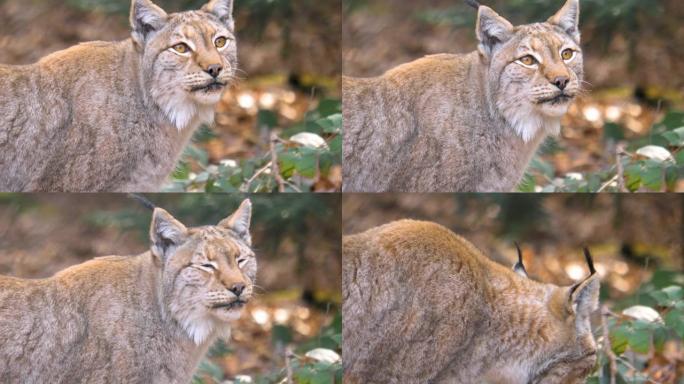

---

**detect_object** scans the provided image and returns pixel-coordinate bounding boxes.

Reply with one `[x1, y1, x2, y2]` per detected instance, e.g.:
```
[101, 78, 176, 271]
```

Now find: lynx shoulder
[0, 200, 255, 384]
[343, 0, 583, 192]
[343, 220, 599, 383]
[0, 0, 237, 192]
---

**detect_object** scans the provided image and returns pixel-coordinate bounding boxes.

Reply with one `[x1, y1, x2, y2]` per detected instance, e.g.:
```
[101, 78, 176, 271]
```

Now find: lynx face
[529, 288, 599, 383]
[131, 0, 237, 129]
[518, 254, 600, 384]
[149, 199, 255, 344]
[478, 0, 583, 142]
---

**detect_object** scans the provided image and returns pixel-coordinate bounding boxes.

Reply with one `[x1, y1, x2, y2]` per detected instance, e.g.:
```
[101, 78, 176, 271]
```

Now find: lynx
[0, 200, 256, 384]
[343, 0, 583, 192]
[0, 0, 237, 192]
[343, 220, 599, 383]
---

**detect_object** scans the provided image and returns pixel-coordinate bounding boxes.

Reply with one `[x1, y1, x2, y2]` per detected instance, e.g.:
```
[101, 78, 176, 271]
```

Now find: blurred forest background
[343, 194, 684, 383]
[0, 194, 342, 383]
[0, 0, 341, 192]
[343, 0, 684, 192]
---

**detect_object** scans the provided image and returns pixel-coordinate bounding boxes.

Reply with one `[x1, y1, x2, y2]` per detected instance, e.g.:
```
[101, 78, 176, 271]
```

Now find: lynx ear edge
[548, 0, 581, 42]
[202, 0, 235, 28]
[149, 208, 188, 261]
[567, 248, 600, 321]
[218, 199, 252, 245]
[476, 5, 514, 58]
[130, 0, 169, 46]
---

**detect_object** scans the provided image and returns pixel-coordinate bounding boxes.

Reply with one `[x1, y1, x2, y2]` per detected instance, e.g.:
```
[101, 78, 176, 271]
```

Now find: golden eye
[214, 36, 227, 48]
[519, 55, 537, 66]
[172, 43, 190, 54]
[561, 49, 574, 60]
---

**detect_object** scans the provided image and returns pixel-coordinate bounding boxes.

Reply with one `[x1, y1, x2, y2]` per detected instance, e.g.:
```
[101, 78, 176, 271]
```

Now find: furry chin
[191, 88, 224, 106]
[539, 101, 571, 118]
[179, 308, 242, 345]
[159, 96, 216, 131]
[504, 106, 562, 143]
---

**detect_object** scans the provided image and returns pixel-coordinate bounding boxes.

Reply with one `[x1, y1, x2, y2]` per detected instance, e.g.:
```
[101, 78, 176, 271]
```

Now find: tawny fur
[0, 200, 256, 384]
[0, 0, 237, 192]
[343, 220, 599, 383]
[343, 0, 584, 192]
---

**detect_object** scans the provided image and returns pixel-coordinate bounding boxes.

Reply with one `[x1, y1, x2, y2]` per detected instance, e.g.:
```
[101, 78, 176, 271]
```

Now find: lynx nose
[553, 76, 569, 90]
[205, 64, 223, 78]
[229, 283, 245, 297]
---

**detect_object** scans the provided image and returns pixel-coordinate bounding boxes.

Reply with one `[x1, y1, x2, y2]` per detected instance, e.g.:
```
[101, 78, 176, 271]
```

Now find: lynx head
[501, 248, 599, 383]
[475, 0, 583, 142]
[130, 0, 237, 130]
[149, 199, 256, 344]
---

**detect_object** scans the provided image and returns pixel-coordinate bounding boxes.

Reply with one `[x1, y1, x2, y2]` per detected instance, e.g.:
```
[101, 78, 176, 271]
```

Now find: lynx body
[343, 220, 599, 383]
[343, 0, 584, 192]
[0, 0, 237, 191]
[0, 200, 255, 384]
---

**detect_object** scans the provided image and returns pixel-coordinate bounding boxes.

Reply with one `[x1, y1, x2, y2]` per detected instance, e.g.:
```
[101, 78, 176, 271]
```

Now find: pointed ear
[476, 6, 514, 58]
[150, 208, 187, 261]
[548, 0, 580, 42]
[202, 0, 234, 28]
[130, 0, 168, 46]
[568, 275, 600, 332]
[218, 199, 252, 245]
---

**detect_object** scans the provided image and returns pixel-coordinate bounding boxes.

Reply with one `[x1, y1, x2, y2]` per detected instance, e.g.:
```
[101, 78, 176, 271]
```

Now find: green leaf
[208, 339, 232, 357]
[640, 161, 663, 191]
[624, 162, 643, 192]
[316, 98, 342, 117]
[675, 150, 684, 165]
[328, 135, 342, 157]
[193, 124, 218, 142]
[316, 113, 342, 134]
[257, 109, 278, 129]
[665, 308, 684, 338]
[184, 144, 209, 167]
[661, 127, 684, 146]
[172, 161, 191, 180]
[653, 326, 668, 353]
[650, 286, 684, 307]
[664, 285, 683, 300]
[627, 323, 652, 354]
[279, 152, 298, 179]
[656, 111, 684, 131]
[610, 324, 629, 355]
[194, 359, 224, 381]
[295, 151, 318, 178]
[516, 173, 536, 192]
[603, 122, 625, 141]
[271, 324, 293, 346]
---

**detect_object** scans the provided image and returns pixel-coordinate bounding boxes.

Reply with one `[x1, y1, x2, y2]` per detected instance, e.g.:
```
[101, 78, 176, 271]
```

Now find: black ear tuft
[583, 247, 596, 275]
[512, 242, 528, 278]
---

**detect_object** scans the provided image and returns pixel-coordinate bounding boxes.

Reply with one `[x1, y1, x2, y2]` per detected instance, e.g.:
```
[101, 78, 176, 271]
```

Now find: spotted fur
[343, 0, 584, 192]
[0, 0, 237, 191]
[0, 200, 255, 383]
